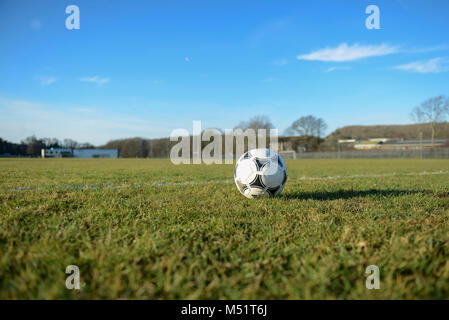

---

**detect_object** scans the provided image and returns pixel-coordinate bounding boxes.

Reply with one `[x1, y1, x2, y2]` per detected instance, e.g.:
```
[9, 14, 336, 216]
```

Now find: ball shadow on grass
[280, 189, 427, 200]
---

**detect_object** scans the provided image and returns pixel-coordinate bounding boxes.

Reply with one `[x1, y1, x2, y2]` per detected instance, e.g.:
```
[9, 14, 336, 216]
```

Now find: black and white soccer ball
[234, 148, 287, 199]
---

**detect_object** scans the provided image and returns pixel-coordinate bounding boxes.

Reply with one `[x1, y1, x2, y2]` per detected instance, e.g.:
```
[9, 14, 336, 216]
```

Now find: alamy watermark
[365, 265, 380, 289]
[169, 120, 279, 165]
[365, 5, 380, 30]
[66, 5, 80, 30]
[63, 5, 378, 31]
[65, 265, 81, 290]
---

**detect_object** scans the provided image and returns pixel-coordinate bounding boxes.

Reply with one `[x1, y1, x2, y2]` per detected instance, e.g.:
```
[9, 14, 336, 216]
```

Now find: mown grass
[1, 158, 449, 299]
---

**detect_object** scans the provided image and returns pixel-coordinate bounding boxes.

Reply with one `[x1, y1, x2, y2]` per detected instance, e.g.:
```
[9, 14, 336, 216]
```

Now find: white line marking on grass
[7, 171, 449, 192]
[9, 180, 234, 192]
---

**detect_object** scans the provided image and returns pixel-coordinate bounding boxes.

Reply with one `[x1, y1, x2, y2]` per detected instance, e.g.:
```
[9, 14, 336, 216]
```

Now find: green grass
[1, 158, 449, 299]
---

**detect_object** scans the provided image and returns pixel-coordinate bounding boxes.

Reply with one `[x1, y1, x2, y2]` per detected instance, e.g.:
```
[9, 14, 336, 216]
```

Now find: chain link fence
[280, 148, 449, 159]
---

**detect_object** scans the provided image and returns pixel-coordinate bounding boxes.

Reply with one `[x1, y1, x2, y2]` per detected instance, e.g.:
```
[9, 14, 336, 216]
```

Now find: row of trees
[1, 115, 329, 157]
[103, 137, 172, 158]
[0, 138, 27, 156]
[101, 115, 329, 157]
[233, 114, 328, 138]
[0, 136, 94, 157]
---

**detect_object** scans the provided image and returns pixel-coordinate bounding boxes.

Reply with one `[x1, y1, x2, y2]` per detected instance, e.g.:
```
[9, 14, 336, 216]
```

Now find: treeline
[101, 115, 327, 157]
[0, 138, 27, 156]
[102, 135, 325, 158]
[328, 122, 449, 141]
[0, 115, 328, 157]
[102, 137, 172, 158]
[0, 136, 94, 157]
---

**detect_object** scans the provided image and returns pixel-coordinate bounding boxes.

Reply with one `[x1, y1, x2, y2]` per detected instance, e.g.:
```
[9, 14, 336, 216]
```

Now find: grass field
[1, 158, 449, 299]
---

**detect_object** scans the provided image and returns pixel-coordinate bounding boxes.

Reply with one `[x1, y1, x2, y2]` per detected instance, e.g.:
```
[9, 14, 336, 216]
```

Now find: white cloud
[36, 76, 57, 86]
[404, 44, 449, 54]
[393, 57, 449, 73]
[184, 57, 190, 62]
[324, 66, 351, 73]
[297, 43, 399, 62]
[80, 76, 110, 85]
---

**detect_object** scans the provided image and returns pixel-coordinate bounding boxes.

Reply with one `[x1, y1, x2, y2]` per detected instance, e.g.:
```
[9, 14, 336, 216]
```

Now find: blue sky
[1, 0, 449, 144]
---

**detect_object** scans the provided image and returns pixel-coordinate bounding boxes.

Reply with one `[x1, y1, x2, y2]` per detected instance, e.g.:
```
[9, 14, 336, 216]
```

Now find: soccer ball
[234, 148, 287, 199]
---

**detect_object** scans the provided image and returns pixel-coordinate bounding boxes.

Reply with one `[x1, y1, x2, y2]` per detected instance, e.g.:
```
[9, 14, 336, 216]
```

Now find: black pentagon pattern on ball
[249, 174, 265, 189]
[254, 158, 268, 170]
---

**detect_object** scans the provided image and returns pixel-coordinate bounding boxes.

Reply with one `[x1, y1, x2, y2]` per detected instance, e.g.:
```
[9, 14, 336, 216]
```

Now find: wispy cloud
[297, 43, 399, 62]
[36, 76, 57, 86]
[324, 66, 351, 73]
[393, 57, 449, 73]
[273, 58, 288, 66]
[80, 76, 110, 85]
[404, 44, 449, 54]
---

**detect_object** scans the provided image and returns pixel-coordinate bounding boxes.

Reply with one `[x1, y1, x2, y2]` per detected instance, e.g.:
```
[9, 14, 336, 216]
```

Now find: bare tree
[316, 118, 328, 138]
[63, 138, 78, 149]
[41, 137, 62, 148]
[22, 136, 43, 157]
[234, 115, 274, 131]
[285, 115, 327, 137]
[410, 95, 449, 145]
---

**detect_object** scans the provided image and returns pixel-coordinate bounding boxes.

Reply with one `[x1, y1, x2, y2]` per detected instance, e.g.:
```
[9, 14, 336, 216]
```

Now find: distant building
[353, 138, 448, 150]
[354, 141, 381, 150]
[338, 139, 357, 143]
[73, 149, 118, 158]
[41, 148, 118, 158]
[379, 139, 447, 150]
[41, 148, 73, 158]
[368, 138, 394, 143]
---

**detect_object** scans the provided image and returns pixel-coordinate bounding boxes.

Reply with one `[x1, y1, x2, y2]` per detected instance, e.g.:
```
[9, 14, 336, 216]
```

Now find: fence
[280, 148, 449, 159]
